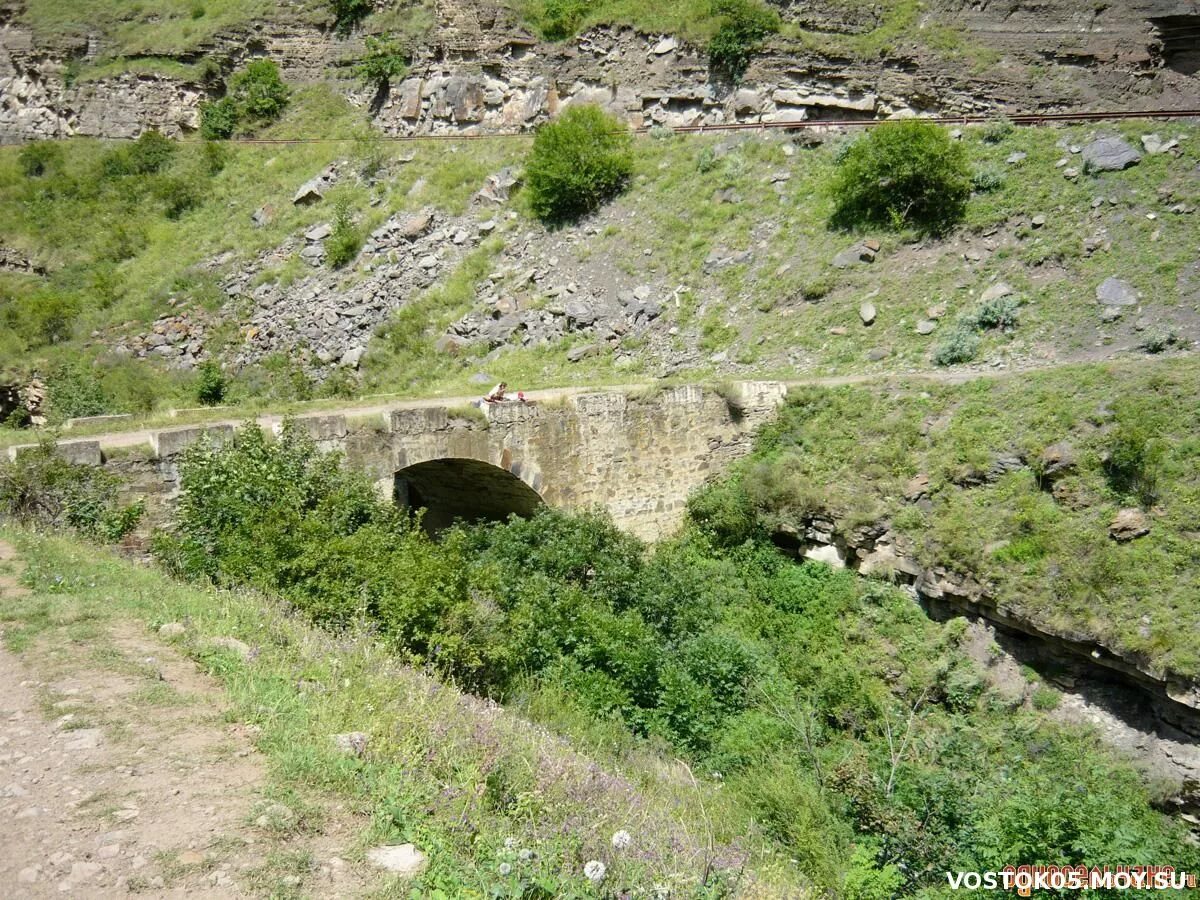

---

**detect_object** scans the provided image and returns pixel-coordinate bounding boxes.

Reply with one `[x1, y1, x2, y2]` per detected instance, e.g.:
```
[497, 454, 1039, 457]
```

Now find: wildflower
[583, 860, 606, 882]
[504, 837, 517, 850]
[499, 862, 513, 876]
[611, 829, 632, 850]
[519, 848, 534, 861]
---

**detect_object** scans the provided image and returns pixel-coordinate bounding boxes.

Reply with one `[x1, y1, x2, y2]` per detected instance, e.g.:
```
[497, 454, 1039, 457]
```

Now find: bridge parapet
[8, 381, 788, 541]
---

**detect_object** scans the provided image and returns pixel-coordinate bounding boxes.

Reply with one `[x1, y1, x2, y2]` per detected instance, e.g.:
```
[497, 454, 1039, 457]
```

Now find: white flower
[583, 860, 607, 882]
[504, 837, 517, 850]
[610, 829, 632, 850]
[519, 848, 534, 861]
[499, 862, 513, 876]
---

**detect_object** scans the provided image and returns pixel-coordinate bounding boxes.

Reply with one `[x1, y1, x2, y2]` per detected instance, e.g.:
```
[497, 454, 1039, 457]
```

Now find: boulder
[804, 544, 845, 568]
[904, 473, 930, 502]
[339, 346, 366, 368]
[1109, 508, 1149, 542]
[478, 168, 518, 204]
[916, 320, 936, 335]
[980, 282, 1014, 303]
[209, 637, 252, 660]
[1081, 137, 1141, 173]
[396, 211, 432, 239]
[859, 302, 876, 326]
[367, 844, 428, 877]
[652, 37, 677, 54]
[305, 223, 332, 242]
[293, 178, 326, 205]
[159, 622, 186, 639]
[567, 344, 601, 362]
[1039, 443, 1077, 480]
[1095, 277, 1138, 306]
[565, 300, 596, 326]
[331, 732, 369, 756]
[1140, 134, 1178, 155]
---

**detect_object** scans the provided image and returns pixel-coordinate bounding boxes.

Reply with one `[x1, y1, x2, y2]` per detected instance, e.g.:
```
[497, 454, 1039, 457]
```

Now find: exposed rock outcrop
[2, 0, 1198, 143]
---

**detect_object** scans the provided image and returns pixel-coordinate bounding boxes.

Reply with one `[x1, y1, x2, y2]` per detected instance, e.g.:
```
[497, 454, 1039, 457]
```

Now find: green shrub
[325, 200, 362, 269]
[799, 273, 835, 301]
[980, 116, 1014, 143]
[153, 173, 204, 219]
[331, 0, 373, 33]
[199, 97, 238, 140]
[963, 295, 1019, 330]
[707, 0, 781, 81]
[18, 141, 63, 178]
[195, 360, 226, 405]
[526, 105, 634, 224]
[1103, 417, 1163, 508]
[533, 0, 589, 40]
[0, 440, 142, 540]
[355, 33, 409, 87]
[47, 363, 110, 421]
[102, 130, 176, 178]
[1138, 328, 1179, 354]
[971, 166, 1004, 193]
[1031, 685, 1060, 710]
[830, 120, 971, 235]
[932, 326, 980, 366]
[229, 59, 290, 122]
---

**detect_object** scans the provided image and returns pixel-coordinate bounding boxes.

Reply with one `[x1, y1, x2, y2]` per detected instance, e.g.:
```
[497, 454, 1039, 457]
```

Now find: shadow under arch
[393, 457, 545, 533]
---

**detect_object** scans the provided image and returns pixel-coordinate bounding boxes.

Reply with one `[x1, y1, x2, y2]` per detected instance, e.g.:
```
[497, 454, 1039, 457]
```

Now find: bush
[102, 130, 176, 178]
[830, 121, 971, 235]
[331, 0, 373, 33]
[971, 166, 1004, 193]
[199, 97, 238, 140]
[932, 326, 980, 367]
[195, 360, 226, 405]
[325, 201, 362, 269]
[980, 116, 1014, 143]
[229, 60, 290, 122]
[707, 0, 781, 81]
[532, 0, 588, 40]
[964, 295, 1019, 330]
[46, 363, 110, 421]
[18, 141, 63, 178]
[153, 173, 204, 219]
[355, 33, 409, 87]
[526, 105, 634, 224]
[1103, 417, 1163, 507]
[0, 441, 142, 540]
[1138, 328, 1179, 354]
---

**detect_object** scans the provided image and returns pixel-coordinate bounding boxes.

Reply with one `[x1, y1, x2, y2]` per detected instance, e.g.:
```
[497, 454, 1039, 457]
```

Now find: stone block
[151, 424, 235, 458]
[389, 407, 449, 435]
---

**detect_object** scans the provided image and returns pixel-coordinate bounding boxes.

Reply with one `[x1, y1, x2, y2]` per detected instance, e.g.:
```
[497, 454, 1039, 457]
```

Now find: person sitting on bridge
[484, 382, 526, 403]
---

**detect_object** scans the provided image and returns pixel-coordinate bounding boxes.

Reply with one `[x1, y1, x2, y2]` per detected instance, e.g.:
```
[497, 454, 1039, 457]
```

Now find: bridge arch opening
[393, 457, 544, 532]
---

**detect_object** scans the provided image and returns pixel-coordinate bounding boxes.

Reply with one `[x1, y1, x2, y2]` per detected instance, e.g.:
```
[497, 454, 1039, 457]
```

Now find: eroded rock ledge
[774, 513, 1200, 784]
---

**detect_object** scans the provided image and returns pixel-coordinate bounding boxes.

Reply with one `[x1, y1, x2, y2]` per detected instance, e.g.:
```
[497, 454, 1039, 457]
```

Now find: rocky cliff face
[1, 0, 1197, 143]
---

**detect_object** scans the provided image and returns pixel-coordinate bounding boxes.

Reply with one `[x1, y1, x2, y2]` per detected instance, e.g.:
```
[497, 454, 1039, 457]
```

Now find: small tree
[707, 0, 780, 81]
[526, 105, 634, 224]
[355, 33, 409, 89]
[229, 59, 290, 122]
[195, 360, 226, 405]
[331, 0, 373, 34]
[199, 97, 239, 140]
[18, 141, 63, 178]
[326, 200, 363, 269]
[830, 120, 971, 235]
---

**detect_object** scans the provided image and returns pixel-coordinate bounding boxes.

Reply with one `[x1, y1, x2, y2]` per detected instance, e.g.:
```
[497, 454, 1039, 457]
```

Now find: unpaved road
[0, 541, 368, 897]
[33, 355, 1139, 454]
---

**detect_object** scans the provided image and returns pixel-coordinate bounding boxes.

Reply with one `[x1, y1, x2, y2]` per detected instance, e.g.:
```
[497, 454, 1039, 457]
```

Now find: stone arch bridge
[11, 382, 787, 541]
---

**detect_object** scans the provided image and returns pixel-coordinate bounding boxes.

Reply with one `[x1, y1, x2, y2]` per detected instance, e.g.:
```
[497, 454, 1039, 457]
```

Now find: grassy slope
[0, 525, 796, 896]
[735, 355, 1200, 678]
[3, 113, 1195, 432]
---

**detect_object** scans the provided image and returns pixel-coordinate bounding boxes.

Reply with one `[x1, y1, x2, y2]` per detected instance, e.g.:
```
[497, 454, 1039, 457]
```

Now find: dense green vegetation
[135, 422, 1197, 893]
[717, 356, 1200, 678]
[706, 0, 781, 80]
[200, 60, 290, 139]
[525, 106, 634, 224]
[830, 120, 971, 235]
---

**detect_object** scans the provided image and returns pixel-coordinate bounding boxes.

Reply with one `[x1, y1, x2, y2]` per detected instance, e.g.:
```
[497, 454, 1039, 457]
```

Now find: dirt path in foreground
[0, 541, 367, 898]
